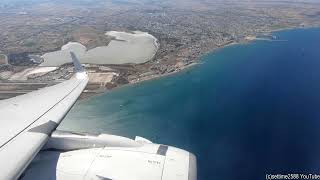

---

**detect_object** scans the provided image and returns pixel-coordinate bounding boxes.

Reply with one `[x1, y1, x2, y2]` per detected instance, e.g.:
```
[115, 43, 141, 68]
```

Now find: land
[1, 0, 320, 99]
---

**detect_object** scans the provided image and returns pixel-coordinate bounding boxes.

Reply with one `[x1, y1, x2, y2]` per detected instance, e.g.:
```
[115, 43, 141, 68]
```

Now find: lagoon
[40, 31, 158, 66]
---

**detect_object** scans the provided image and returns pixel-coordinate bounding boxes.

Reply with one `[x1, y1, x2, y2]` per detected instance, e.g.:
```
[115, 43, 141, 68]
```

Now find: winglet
[70, 52, 84, 72]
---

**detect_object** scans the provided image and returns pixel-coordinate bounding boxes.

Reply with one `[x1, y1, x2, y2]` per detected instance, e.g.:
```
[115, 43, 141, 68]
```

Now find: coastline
[80, 25, 320, 100]
[79, 62, 199, 101]
[79, 40, 240, 100]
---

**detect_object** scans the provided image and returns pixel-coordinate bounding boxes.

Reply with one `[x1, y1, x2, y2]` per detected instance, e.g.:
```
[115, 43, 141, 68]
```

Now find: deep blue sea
[60, 28, 320, 180]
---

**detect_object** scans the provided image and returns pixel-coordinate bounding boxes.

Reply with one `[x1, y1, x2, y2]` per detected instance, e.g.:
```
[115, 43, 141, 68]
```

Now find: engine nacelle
[21, 130, 197, 180]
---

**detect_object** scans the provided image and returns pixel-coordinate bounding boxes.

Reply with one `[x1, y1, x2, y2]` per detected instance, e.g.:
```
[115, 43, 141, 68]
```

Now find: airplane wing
[0, 52, 88, 180]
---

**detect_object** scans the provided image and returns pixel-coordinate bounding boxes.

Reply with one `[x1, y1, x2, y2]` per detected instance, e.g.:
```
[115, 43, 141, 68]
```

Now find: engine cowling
[21, 130, 197, 180]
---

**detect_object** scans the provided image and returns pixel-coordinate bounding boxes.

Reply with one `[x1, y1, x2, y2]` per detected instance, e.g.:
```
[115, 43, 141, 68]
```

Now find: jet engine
[21, 130, 197, 180]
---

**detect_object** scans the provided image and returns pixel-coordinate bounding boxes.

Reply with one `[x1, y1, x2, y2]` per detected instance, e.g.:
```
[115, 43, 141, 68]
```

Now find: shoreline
[80, 25, 320, 101]
[79, 40, 244, 100]
[79, 62, 199, 101]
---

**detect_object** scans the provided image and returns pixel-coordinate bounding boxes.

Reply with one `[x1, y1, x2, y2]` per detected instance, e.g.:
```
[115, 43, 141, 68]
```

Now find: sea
[59, 28, 320, 180]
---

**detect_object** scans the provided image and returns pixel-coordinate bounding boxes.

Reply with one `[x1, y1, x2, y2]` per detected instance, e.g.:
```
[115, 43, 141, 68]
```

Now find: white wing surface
[0, 52, 88, 180]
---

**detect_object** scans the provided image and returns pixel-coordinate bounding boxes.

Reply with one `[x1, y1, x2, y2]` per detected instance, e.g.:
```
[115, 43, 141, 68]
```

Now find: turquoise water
[60, 28, 320, 180]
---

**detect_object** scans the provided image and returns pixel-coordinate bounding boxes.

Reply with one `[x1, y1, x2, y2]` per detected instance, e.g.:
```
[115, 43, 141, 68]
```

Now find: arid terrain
[1, 0, 320, 99]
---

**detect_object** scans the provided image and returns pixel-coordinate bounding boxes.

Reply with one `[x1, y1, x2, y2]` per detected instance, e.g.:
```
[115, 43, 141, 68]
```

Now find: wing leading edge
[0, 53, 88, 179]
